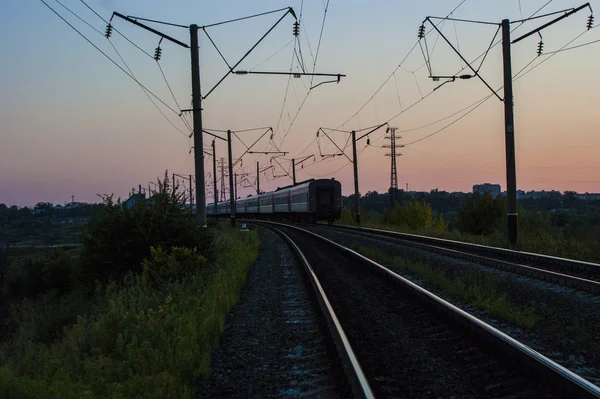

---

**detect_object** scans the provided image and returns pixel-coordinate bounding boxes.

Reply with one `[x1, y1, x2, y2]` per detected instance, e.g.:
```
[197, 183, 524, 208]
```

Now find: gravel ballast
[195, 227, 348, 398]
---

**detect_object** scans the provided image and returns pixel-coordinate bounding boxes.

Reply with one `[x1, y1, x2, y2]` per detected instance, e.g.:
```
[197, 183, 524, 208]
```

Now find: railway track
[253, 220, 600, 398]
[308, 223, 600, 294]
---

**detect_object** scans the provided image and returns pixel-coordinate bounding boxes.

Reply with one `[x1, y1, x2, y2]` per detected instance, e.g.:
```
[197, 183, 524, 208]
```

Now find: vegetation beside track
[350, 244, 538, 329]
[0, 175, 260, 399]
[340, 193, 600, 263]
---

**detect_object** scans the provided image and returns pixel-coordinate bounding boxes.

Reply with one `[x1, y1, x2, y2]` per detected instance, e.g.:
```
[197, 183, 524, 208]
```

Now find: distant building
[473, 183, 501, 198]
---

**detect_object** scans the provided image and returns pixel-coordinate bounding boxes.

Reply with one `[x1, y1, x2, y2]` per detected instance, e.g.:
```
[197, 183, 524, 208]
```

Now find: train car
[273, 187, 291, 214]
[207, 203, 215, 216]
[207, 178, 342, 223]
[289, 179, 342, 223]
[236, 197, 247, 215]
[259, 192, 274, 215]
[217, 200, 230, 216]
[246, 196, 259, 216]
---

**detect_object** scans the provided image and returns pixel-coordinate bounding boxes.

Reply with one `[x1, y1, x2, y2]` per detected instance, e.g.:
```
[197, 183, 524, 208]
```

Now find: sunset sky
[1, 0, 599, 206]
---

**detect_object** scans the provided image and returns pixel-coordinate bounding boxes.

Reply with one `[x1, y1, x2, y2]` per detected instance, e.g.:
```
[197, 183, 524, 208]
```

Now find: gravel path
[195, 227, 348, 399]
[302, 224, 600, 387]
[280, 226, 557, 398]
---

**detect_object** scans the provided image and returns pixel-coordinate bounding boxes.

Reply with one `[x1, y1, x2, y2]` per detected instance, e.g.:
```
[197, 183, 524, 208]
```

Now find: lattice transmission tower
[383, 127, 403, 206]
[219, 158, 227, 202]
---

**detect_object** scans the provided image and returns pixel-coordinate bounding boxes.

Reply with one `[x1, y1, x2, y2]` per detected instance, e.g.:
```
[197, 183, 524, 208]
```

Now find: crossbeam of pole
[317, 128, 353, 163]
[425, 17, 502, 101]
[512, 3, 591, 44]
[112, 12, 189, 48]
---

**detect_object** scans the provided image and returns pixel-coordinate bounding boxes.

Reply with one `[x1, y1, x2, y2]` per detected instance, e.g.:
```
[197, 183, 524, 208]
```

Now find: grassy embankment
[0, 226, 259, 399]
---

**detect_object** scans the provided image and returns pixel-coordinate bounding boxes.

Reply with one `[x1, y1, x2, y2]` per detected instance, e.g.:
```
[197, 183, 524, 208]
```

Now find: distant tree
[457, 193, 506, 235]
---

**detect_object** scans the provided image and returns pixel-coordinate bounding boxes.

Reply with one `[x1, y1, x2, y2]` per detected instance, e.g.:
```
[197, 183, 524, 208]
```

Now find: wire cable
[40, 0, 188, 138]
[79, 0, 155, 59]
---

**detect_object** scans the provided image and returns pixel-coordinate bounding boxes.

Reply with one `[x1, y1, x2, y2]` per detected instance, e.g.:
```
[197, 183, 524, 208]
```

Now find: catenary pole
[256, 161, 260, 194]
[292, 159, 296, 185]
[352, 130, 360, 224]
[502, 19, 518, 245]
[227, 130, 235, 227]
[189, 174, 194, 214]
[190, 24, 206, 226]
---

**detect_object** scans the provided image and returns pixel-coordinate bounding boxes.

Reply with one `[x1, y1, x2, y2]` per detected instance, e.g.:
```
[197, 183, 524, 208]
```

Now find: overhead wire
[41, 0, 189, 138]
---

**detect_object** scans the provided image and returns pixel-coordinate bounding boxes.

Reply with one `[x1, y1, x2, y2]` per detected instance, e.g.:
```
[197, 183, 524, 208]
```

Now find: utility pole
[213, 140, 218, 208]
[227, 130, 235, 227]
[318, 124, 388, 225]
[172, 172, 176, 197]
[351, 130, 360, 224]
[190, 24, 206, 226]
[502, 19, 518, 245]
[219, 158, 227, 202]
[257, 161, 260, 194]
[189, 174, 194, 214]
[419, 4, 592, 245]
[291, 155, 314, 186]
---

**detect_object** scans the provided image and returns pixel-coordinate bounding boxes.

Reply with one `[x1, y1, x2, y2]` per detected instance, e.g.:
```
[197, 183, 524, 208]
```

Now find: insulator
[587, 15, 594, 30]
[293, 21, 300, 36]
[105, 24, 113, 39]
[418, 24, 425, 39]
[537, 40, 544, 57]
[293, 73, 301, 78]
[367, 136, 371, 145]
[154, 46, 162, 61]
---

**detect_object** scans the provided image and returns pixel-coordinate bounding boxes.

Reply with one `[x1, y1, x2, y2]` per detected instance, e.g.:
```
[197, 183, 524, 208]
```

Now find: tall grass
[0, 227, 259, 399]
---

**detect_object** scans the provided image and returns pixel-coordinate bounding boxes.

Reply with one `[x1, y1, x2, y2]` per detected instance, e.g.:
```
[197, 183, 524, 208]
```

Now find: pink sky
[1, 0, 599, 206]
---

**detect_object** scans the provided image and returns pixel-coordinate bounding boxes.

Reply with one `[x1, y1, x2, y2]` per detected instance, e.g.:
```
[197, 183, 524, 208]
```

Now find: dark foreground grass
[351, 244, 538, 329]
[0, 227, 260, 399]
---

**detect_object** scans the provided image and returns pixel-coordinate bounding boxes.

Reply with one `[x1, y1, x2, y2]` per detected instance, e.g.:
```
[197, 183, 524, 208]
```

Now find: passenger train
[207, 178, 342, 223]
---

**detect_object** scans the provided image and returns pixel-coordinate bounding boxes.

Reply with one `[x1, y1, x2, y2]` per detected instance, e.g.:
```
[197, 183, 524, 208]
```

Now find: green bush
[384, 200, 446, 233]
[1, 229, 260, 399]
[80, 173, 213, 284]
[457, 193, 506, 235]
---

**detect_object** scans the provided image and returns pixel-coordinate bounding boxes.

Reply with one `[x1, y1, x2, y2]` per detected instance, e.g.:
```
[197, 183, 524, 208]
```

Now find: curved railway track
[308, 223, 600, 294]
[255, 220, 600, 398]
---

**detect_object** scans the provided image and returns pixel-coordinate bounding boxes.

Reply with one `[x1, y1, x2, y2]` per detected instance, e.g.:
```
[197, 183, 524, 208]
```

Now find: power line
[79, 0, 155, 59]
[40, 0, 181, 115]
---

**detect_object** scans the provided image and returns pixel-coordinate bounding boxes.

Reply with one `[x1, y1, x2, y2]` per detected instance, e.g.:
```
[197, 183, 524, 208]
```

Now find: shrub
[1, 229, 260, 399]
[457, 193, 506, 235]
[79, 173, 213, 284]
[384, 200, 446, 232]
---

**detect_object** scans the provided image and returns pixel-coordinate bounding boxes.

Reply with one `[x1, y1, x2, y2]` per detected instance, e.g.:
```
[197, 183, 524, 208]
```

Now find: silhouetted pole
[190, 24, 206, 227]
[172, 173, 176, 196]
[212, 140, 218, 208]
[292, 159, 297, 185]
[502, 19, 518, 245]
[227, 129, 235, 227]
[189, 174, 194, 214]
[352, 130, 360, 224]
[256, 161, 260, 194]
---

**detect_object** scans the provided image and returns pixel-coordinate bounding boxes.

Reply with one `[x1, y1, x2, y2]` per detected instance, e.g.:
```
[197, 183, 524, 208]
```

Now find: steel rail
[253, 220, 600, 398]
[316, 223, 600, 294]
[266, 225, 374, 399]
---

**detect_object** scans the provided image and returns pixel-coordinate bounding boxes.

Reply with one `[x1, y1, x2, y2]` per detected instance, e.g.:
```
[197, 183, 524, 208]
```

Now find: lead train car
[207, 178, 342, 223]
